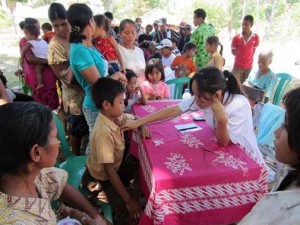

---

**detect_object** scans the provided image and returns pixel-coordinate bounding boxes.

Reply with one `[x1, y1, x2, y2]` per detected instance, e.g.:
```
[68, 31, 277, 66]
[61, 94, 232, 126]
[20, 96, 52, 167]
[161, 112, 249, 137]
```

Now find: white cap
[156, 39, 172, 49]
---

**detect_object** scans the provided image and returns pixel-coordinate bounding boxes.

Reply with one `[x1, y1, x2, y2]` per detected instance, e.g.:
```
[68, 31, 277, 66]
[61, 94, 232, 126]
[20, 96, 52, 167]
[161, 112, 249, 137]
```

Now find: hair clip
[72, 26, 81, 32]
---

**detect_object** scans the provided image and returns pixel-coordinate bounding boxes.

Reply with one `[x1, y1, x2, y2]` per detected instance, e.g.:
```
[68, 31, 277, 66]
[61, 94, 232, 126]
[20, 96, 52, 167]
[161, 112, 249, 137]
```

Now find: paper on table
[175, 123, 202, 133]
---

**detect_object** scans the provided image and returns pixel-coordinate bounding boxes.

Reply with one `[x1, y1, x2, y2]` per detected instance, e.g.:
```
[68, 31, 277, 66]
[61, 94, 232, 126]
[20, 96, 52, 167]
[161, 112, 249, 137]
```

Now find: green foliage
[0, 9, 13, 28]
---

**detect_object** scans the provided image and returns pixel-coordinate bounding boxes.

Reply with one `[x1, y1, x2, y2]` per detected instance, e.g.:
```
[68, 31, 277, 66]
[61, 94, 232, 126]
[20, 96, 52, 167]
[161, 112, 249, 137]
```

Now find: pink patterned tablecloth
[131, 100, 268, 225]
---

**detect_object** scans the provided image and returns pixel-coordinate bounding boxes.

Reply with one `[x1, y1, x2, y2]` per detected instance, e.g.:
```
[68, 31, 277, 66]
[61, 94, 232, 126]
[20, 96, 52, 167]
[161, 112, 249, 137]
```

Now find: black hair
[104, 12, 113, 21]
[119, 19, 136, 33]
[276, 87, 300, 191]
[41, 22, 52, 31]
[48, 2, 67, 21]
[145, 58, 165, 82]
[91, 78, 125, 110]
[190, 67, 243, 105]
[67, 3, 93, 43]
[243, 15, 254, 25]
[24, 24, 40, 37]
[114, 26, 119, 35]
[206, 36, 223, 56]
[283, 87, 300, 160]
[24, 18, 39, 26]
[183, 42, 197, 53]
[125, 69, 137, 82]
[0, 102, 53, 175]
[148, 52, 162, 60]
[94, 14, 110, 33]
[0, 75, 7, 87]
[193, 8, 206, 20]
[19, 21, 25, 30]
[145, 24, 153, 30]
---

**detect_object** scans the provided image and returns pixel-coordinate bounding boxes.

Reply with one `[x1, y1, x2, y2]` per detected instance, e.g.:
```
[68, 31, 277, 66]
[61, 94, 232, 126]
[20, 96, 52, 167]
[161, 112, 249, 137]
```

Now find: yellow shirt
[207, 51, 224, 70]
[0, 167, 67, 225]
[87, 113, 135, 181]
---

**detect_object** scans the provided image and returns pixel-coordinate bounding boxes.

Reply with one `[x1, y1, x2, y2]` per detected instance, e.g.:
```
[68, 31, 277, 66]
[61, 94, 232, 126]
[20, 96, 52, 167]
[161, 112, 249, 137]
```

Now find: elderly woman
[0, 102, 109, 224]
[20, 18, 59, 110]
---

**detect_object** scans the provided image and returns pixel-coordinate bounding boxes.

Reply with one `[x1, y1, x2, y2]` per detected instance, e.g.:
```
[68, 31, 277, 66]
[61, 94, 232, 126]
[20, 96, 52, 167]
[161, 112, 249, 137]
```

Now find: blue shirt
[247, 69, 278, 98]
[70, 43, 108, 110]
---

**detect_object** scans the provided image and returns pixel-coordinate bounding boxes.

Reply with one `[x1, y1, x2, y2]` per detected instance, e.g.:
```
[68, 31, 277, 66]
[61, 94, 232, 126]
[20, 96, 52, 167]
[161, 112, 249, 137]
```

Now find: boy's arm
[109, 36, 126, 73]
[60, 183, 108, 224]
[137, 86, 147, 105]
[21, 42, 32, 58]
[104, 163, 142, 219]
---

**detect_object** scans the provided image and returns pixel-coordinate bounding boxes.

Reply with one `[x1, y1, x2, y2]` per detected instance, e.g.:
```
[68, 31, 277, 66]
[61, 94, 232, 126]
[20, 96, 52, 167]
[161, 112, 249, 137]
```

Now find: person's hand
[110, 71, 127, 86]
[121, 120, 141, 131]
[211, 98, 227, 123]
[155, 95, 162, 100]
[139, 126, 151, 139]
[56, 205, 72, 219]
[126, 197, 143, 219]
[148, 93, 155, 100]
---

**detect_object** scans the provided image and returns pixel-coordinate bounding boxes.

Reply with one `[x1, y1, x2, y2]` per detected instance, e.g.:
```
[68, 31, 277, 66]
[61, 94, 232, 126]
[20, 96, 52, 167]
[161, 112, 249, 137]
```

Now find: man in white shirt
[156, 39, 176, 68]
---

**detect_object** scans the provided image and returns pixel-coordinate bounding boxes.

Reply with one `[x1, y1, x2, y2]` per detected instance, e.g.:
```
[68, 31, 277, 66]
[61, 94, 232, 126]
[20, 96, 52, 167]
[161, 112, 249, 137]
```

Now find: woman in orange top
[171, 42, 197, 77]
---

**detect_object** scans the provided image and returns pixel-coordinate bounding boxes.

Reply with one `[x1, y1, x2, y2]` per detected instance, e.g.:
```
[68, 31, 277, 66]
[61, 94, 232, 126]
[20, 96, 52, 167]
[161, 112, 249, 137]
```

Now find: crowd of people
[0, 2, 299, 225]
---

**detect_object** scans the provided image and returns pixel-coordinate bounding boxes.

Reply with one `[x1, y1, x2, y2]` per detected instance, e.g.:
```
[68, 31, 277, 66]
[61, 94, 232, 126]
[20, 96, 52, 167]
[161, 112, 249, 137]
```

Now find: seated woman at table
[0, 102, 108, 225]
[122, 66, 264, 163]
[141, 58, 170, 100]
[238, 87, 300, 224]
[246, 50, 278, 102]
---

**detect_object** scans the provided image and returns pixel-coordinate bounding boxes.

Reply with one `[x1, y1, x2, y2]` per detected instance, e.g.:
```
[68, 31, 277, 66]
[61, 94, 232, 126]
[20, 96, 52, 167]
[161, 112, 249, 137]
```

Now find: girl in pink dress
[93, 14, 125, 75]
[141, 58, 170, 100]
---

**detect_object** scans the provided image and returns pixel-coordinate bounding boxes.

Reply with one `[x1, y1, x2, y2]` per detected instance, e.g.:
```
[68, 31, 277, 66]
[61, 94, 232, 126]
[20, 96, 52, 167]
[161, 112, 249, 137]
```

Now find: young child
[246, 50, 278, 102]
[171, 42, 197, 77]
[41, 22, 55, 43]
[21, 24, 48, 90]
[141, 58, 170, 100]
[125, 69, 147, 113]
[206, 36, 224, 70]
[94, 14, 125, 75]
[171, 38, 181, 56]
[239, 87, 300, 224]
[82, 78, 150, 225]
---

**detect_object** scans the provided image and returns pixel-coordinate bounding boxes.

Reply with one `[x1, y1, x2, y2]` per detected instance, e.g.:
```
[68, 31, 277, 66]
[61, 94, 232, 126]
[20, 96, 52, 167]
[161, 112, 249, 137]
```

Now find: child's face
[258, 56, 270, 72]
[160, 47, 171, 57]
[187, 48, 197, 58]
[94, 25, 107, 38]
[145, 26, 152, 34]
[24, 30, 36, 41]
[127, 76, 138, 93]
[107, 93, 125, 118]
[148, 67, 162, 84]
[274, 124, 298, 165]
[205, 43, 215, 53]
[120, 23, 136, 46]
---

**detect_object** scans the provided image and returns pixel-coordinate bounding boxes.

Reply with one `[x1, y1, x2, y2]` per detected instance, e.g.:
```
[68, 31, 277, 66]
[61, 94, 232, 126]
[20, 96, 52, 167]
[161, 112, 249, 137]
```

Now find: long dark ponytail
[67, 3, 93, 43]
[190, 67, 244, 106]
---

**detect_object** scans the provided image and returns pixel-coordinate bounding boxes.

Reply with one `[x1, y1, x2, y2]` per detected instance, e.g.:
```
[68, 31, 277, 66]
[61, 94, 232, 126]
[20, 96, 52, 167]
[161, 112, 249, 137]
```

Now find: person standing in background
[231, 15, 259, 83]
[190, 8, 215, 68]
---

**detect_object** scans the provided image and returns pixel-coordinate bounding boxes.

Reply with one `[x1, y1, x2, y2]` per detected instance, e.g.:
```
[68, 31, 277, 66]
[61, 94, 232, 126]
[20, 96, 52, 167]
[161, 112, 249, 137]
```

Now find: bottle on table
[182, 88, 191, 100]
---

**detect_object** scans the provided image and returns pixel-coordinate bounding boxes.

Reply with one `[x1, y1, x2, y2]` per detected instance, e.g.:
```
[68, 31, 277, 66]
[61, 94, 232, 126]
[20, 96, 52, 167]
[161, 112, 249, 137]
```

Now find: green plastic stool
[166, 77, 191, 99]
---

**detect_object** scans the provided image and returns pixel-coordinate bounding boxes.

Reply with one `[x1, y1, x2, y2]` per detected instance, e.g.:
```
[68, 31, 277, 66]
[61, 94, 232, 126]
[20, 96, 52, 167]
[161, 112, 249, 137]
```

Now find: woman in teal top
[247, 50, 278, 101]
[67, 3, 126, 152]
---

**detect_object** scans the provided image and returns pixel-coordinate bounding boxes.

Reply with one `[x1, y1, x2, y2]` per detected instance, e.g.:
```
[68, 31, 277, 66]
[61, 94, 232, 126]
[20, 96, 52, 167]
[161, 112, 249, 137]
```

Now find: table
[131, 100, 268, 225]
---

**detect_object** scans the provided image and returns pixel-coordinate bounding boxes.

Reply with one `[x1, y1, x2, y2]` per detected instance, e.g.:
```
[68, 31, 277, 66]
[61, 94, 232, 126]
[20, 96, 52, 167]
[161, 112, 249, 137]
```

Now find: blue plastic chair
[52, 113, 113, 224]
[272, 73, 292, 105]
[166, 77, 191, 99]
